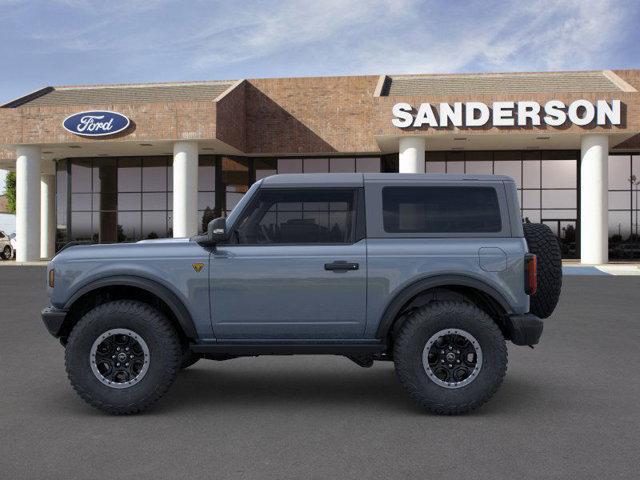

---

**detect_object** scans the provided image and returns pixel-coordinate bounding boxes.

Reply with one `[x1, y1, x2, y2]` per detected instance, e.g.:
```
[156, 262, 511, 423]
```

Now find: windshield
[225, 179, 263, 230]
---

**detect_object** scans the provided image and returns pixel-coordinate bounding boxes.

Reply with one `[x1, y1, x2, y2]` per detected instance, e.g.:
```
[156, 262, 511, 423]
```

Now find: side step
[190, 341, 387, 356]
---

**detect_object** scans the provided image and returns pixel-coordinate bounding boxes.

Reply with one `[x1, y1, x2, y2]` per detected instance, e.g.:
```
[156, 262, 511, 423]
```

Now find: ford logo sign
[62, 110, 130, 137]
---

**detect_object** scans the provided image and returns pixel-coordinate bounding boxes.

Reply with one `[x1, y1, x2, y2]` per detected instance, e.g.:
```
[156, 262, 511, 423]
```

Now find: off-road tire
[180, 350, 200, 369]
[394, 301, 507, 415]
[523, 222, 562, 319]
[65, 300, 181, 415]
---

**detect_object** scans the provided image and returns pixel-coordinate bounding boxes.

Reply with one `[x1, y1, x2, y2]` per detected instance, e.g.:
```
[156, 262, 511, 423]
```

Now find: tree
[201, 206, 216, 233]
[5, 171, 16, 213]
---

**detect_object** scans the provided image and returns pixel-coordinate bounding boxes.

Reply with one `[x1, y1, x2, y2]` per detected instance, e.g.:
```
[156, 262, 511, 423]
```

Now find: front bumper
[41, 306, 68, 338]
[505, 313, 543, 346]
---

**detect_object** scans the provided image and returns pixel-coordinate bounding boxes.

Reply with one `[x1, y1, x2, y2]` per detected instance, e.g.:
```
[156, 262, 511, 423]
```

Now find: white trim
[602, 70, 637, 92]
[214, 79, 245, 102]
[373, 75, 388, 97]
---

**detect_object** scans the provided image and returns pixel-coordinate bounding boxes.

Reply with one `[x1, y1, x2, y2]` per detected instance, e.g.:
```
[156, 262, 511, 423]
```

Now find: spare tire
[523, 223, 562, 319]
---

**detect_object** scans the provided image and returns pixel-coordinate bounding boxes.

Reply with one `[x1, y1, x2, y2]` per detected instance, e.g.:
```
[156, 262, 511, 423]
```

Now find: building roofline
[52, 79, 236, 90]
[1, 86, 54, 108]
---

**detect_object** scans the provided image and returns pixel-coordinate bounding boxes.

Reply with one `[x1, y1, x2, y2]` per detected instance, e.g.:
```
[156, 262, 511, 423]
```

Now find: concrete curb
[0, 261, 49, 267]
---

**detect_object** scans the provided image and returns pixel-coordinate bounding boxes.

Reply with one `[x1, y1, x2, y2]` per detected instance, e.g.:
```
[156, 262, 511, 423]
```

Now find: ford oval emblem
[62, 110, 130, 137]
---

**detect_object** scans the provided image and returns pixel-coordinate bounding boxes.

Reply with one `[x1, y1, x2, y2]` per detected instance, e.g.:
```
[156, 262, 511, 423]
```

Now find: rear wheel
[65, 300, 181, 414]
[1, 245, 11, 260]
[523, 222, 562, 319]
[394, 301, 507, 415]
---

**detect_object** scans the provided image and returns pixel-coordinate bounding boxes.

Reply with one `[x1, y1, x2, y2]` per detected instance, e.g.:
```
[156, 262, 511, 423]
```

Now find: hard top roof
[260, 173, 513, 188]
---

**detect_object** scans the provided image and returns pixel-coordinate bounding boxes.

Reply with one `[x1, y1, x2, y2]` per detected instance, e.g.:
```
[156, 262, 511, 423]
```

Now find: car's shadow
[47, 360, 551, 417]
[151, 362, 549, 416]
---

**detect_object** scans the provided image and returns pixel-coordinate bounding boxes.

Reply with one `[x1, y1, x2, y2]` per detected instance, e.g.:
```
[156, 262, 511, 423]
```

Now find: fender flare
[375, 274, 512, 339]
[64, 275, 197, 339]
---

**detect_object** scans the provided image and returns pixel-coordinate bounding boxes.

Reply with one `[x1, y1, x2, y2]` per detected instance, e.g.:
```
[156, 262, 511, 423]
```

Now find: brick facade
[1, 70, 639, 159]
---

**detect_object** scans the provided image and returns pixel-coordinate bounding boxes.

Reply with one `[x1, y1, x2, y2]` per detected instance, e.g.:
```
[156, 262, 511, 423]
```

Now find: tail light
[524, 254, 537, 295]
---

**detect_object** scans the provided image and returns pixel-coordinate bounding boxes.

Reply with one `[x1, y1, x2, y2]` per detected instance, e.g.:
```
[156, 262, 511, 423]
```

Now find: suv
[42, 173, 562, 415]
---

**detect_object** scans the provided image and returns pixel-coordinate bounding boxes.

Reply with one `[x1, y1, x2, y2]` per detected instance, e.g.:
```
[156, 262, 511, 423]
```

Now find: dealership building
[1, 69, 639, 263]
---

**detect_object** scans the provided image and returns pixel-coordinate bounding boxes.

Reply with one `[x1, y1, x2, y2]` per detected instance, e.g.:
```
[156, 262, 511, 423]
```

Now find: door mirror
[207, 217, 228, 244]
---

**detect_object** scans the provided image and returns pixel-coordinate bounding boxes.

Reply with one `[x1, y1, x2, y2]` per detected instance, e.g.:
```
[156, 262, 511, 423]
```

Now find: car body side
[45, 174, 530, 346]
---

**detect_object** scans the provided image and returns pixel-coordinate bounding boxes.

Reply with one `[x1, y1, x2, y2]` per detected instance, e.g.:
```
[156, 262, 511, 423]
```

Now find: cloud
[188, 0, 417, 71]
[0, 0, 637, 104]
[351, 0, 631, 74]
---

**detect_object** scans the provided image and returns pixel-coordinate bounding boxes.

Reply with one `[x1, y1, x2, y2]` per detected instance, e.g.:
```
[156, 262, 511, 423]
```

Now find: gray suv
[42, 173, 562, 415]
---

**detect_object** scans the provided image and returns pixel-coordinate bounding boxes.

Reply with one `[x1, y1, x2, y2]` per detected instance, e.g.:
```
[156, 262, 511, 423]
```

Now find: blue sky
[1, 0, 639, 192]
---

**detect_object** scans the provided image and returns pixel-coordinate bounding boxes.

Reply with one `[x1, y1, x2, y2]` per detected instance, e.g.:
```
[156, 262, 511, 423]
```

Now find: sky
[1, 0, 639, 193]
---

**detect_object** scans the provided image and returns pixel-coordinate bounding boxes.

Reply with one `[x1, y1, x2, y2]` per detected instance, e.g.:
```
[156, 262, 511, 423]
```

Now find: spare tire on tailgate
[523, 223, 562, 319]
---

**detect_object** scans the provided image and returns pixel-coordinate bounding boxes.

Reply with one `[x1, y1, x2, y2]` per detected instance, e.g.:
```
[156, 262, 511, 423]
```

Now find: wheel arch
[375, 275, 512, 341]
[60, 275, 197, 343]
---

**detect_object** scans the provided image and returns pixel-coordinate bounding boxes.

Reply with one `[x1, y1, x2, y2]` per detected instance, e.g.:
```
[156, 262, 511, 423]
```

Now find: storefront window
[425, 151, 579, 258]
[67, 156, 171, 244]
[304, 158, 329, 173]
[465, 161, 492, 174]
[608, 154, 640, 259]
[198, 156, 216, 233]
[278, 158, 303, 173]
[255, 158, 277, 180]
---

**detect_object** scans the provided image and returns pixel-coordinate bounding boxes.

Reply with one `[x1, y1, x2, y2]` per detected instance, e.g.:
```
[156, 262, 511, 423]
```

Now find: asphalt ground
[1, 267, 639, 480]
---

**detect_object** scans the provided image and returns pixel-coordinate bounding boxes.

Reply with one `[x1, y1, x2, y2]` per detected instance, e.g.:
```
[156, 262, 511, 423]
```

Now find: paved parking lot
[1, 267, 639, 479]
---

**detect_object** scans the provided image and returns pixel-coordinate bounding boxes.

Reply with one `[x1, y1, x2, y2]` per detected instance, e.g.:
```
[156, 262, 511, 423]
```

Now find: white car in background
[9, 232, 16, 258]
[0, 230, 14, 260]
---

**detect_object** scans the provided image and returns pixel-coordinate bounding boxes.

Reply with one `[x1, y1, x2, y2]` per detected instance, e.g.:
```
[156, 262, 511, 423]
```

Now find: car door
[210, 187, 367, 339]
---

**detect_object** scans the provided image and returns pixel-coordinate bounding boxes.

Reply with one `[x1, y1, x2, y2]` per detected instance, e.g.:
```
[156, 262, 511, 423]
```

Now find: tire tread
[65, 300, 181, 415]
[394, 301, 508, 415]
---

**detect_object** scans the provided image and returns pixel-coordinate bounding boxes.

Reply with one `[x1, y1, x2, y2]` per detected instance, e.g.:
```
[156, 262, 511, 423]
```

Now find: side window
[235, 189, 356, 244]
[0, 232, 5, 239]
[382, 186, 502, 233]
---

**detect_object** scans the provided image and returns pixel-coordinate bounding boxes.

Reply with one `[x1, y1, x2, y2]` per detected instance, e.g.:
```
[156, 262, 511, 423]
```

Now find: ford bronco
[42, 173, 562, 415]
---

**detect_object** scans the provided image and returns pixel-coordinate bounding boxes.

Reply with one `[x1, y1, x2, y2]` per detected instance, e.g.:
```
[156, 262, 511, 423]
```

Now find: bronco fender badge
[192, 263, 205, 273]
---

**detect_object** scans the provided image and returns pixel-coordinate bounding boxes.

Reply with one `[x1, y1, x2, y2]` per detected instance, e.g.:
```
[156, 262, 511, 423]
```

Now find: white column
[15, 146, 41, 262]
[580, 134, 609, 264]
[398, 137, 426, 173]
[172, 141, 199, 237]
[40, 173, 56, 259]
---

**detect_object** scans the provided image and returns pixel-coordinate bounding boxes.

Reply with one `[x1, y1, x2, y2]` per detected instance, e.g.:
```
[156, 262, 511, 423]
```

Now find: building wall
[1, 73, 639, 155]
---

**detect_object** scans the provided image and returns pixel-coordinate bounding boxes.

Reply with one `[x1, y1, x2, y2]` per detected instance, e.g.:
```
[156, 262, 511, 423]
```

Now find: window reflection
[420, 151, 578, 258]
[608, 154, 640, 259]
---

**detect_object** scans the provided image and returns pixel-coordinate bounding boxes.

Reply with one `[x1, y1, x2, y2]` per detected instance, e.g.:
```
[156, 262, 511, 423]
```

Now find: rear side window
[382, 186, 502, 233]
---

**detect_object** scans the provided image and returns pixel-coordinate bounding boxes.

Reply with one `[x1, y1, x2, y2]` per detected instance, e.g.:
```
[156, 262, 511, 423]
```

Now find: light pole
[630, 175, 640, 240]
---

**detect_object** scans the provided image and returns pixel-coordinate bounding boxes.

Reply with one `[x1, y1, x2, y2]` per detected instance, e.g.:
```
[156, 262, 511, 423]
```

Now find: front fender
[62, 274, 198, 339]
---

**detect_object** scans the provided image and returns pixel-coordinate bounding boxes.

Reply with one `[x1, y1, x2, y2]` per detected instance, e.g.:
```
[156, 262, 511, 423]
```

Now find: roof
[260, 173, 511, 188]
[5, 70, 637, 108]
[381, 71, 632, 96]
[261, 173, 364, 188]
[1, 80, 236, 108]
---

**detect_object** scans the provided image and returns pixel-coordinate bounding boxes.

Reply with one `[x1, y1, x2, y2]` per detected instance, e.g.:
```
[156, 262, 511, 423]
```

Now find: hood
[52, 237, 193, 263]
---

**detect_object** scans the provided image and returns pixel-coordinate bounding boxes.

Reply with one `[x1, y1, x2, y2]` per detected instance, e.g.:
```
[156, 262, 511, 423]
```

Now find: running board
[190, 341, 387, 356]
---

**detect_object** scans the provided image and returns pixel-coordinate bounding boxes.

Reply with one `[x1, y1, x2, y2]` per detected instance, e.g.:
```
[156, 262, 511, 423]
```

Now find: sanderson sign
[63, 110, 131, 137]
[391, 99, 622, 128]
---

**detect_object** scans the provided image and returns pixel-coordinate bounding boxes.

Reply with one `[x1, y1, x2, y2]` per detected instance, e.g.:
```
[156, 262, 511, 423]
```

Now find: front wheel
[394, 301, 507, 415]
[65, 300, 182, 414]
[1, 245, 11, 260]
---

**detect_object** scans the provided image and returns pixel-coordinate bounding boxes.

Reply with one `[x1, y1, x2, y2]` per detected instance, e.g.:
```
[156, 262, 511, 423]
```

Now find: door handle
[324, 261, 359, 271]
